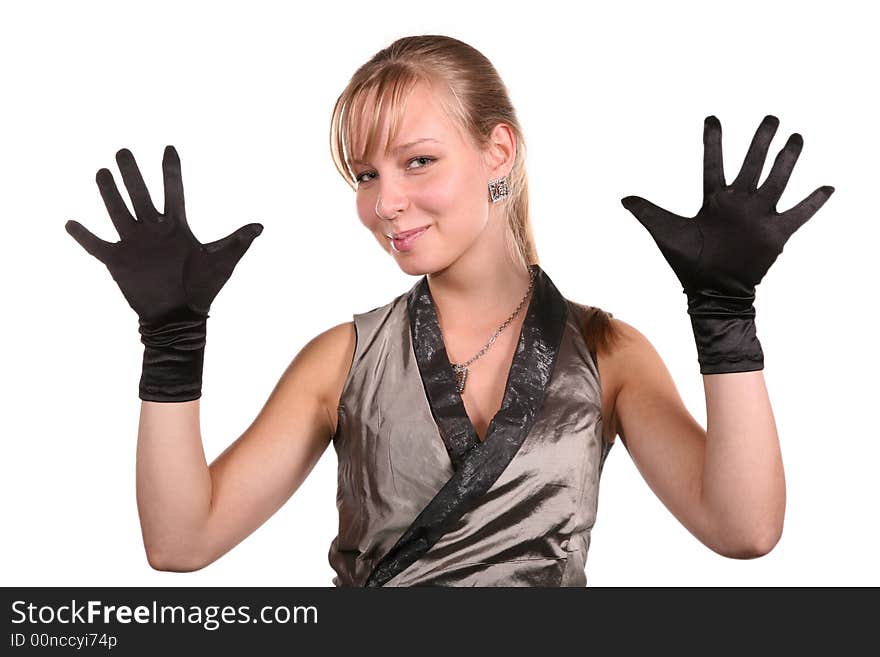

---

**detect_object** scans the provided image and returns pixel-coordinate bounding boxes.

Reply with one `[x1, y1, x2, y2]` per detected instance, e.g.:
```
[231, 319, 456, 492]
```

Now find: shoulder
[567, 303, 659, 446]
[309, 293, 408, 417]
[600, 316, 665, 372]
[565, 298, 651, 360]
[308, 320, 356, 406]
[595, 316, 680, 447]
[590, 314, 662, 390]
[566, 300, 624, 361]
[280, 321, 355, 437]
[294, 320, 355, 370]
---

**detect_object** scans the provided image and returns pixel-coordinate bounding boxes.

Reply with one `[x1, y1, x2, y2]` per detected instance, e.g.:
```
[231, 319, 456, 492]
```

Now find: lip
[386, 225, 430, 240]
[387, 225, 429, 252]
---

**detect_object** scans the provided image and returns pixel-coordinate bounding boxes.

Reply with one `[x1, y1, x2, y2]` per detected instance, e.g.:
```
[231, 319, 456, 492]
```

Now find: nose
[374, 178, 408, 220]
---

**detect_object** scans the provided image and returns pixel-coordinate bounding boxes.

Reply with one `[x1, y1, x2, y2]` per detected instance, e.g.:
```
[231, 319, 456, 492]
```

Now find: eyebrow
[349, 138, 439, 166]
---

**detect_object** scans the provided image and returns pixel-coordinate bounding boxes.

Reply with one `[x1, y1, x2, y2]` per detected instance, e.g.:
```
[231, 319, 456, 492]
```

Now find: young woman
[64, 35, 833, 586]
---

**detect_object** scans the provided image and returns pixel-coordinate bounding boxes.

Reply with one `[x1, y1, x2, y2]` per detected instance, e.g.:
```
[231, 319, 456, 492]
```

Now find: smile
[388, 226, 429, 252]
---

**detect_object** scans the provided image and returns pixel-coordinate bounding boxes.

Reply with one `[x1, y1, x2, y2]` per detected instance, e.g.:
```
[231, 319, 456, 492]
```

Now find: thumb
[65, 220, 115, 263]
[620, 196, 702, 281]
[204, 222, 264, 257]
[620, 196, 675, 235]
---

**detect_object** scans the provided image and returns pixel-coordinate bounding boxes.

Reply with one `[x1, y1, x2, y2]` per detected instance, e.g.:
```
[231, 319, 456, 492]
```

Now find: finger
[205, 224, 263, 290]
[622, 196, 700, 286]
[205, 222, 264, 260]
[621, 195, 683, 235]
[703, 115, 725, 196]
[731, 114, 780, 191]
[758, 133, 803, 205]
[65, 219, 116, 263]
[116, 148, 160, 221]
[95, 167, 137, 240]
[162, 145, 187, 221]
[777, 185, 834, 239]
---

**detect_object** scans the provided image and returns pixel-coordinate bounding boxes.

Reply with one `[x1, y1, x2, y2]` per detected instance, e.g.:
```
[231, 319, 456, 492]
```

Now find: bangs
[331, 66, 463, 189]
[339, 69, 423, 182]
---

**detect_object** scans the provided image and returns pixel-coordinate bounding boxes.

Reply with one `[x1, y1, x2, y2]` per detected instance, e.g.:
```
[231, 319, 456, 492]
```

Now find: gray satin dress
[327, 264, 614, 586]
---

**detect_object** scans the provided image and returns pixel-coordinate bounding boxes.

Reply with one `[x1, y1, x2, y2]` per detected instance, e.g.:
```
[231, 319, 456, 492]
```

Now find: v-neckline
[405, 264, 567, 470]
[365, 264, 568, 586]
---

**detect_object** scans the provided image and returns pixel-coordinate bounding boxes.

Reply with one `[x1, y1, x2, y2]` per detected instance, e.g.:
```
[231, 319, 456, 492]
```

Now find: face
[349, 82, 509, 276]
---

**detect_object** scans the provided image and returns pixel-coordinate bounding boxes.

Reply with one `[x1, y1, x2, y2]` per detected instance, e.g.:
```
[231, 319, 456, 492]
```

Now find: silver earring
[488, 176, 510, 203]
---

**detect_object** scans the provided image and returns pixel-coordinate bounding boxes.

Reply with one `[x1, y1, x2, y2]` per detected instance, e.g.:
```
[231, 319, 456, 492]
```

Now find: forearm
[700, 370, 786, 556]
[620, 114, 829, 563]
[65, 145, 264, 570]
[136, 399, 213, 570]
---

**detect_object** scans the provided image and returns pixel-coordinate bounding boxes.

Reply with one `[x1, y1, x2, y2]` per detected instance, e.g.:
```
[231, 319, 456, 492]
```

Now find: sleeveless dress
[327, 264, 614, 586]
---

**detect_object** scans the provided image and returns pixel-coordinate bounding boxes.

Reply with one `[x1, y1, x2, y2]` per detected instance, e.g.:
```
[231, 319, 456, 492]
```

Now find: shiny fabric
[621, 115, 834, 374]
[328, 265, 613, 586]
[64, 145, 263, 402]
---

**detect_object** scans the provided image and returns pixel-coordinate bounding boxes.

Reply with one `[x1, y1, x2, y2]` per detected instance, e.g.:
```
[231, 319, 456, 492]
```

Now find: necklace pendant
[452, 365, 468, 394]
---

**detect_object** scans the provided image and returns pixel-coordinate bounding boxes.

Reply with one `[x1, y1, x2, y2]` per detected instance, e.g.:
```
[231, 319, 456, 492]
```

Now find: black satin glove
[65, 146, 263, 401]
[621, 115, 834, 374]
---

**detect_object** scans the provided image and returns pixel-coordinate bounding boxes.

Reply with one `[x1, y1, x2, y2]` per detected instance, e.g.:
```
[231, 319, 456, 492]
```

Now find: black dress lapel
[363, 264, 568, 587]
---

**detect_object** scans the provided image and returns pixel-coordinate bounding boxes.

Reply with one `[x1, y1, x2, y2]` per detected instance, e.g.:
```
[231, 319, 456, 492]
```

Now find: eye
[408, 156, 435, 169]
[355, 156, 436, 185]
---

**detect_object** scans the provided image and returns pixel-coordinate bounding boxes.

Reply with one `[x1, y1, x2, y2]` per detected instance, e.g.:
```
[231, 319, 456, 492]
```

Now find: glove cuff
[686, 290, 764, 375]
[138, 307, 209, 402]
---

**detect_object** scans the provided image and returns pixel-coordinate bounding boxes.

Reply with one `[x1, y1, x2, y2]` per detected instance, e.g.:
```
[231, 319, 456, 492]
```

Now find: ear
[483, 122, 517, 178]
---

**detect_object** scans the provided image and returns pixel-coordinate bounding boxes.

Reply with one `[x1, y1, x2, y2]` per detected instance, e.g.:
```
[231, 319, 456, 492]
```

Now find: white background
[2, 0, 877, 587]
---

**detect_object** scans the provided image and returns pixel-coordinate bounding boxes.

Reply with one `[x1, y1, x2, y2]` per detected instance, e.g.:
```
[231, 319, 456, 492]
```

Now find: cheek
[352, 163, 486, 230]
[355, 195, 378, 229]
[424, 166, 481, 211]
[415, 175, 457, 210]
[355, 196, 392, 253]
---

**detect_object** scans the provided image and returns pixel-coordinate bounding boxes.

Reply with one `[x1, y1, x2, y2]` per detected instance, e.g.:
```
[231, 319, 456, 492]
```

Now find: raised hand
[65, 146, 263, 323]
[621, 115, 834, 374]
[65, 146, 264, 401]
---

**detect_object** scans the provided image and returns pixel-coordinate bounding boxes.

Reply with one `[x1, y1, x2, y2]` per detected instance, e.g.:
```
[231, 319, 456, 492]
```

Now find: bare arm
[136, 320, 356, 571]
[701, 370, 785, 555]
[608, 317, 785, 559]
[136, 399, 210, 570]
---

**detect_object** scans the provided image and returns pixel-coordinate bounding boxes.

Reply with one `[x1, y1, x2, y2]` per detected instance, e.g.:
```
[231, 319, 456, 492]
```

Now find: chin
[391, 251, 462, 279]
[392, 257, 432, 277]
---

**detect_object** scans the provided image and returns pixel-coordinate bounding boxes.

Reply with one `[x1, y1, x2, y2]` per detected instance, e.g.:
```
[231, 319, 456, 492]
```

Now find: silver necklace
[449, 266, 537, 394]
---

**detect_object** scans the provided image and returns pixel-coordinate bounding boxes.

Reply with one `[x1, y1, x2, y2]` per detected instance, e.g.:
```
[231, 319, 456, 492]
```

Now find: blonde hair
[329, 35, 623, 364]
[329, 34, 538, 271]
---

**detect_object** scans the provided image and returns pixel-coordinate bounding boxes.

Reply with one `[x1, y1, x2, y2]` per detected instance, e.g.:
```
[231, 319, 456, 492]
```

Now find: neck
[426, 239, 533, 337]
